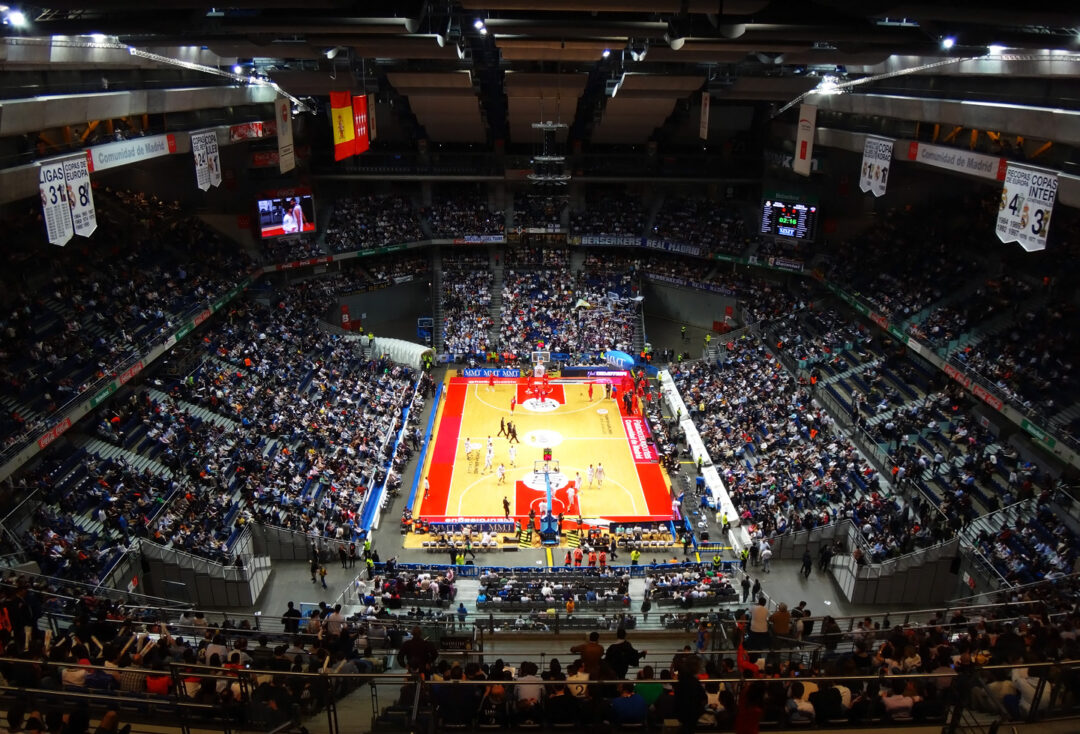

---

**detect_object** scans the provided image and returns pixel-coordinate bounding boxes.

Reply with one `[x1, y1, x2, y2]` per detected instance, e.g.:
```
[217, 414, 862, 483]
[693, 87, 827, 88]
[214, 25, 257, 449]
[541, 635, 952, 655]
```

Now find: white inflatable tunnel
[370, 337, 434, 369]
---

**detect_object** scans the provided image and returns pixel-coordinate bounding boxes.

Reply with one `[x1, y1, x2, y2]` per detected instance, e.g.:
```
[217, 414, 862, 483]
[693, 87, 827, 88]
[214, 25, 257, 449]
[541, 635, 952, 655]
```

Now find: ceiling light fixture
[5, 9, 26, 27]
[601, 48, 611, 59]
[941, 36, 955, 50]
[988, 44, 1006, 55]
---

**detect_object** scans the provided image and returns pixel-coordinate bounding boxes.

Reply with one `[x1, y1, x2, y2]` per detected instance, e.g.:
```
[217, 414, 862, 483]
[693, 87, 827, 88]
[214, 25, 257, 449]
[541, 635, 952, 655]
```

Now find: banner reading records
[859, 136, 893, 197]
[995, 162, 1058, 252]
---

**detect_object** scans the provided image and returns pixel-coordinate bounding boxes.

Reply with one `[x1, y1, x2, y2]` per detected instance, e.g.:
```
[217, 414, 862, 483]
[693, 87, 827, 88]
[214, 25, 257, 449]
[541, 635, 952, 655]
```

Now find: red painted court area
[416, 376, 673, 523]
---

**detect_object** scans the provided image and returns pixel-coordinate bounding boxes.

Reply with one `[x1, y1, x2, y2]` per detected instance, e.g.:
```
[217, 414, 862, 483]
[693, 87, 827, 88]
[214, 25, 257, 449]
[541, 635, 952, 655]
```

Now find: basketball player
[596, 462, 605, 487]
[497, 463, 506, 485]
[487, 435, 493, 452]
[487, 372, 495, 392]
[587, 464, 595, 488]
[484, 445, 494, 474]
[566, 483, 576, 509]
[588, 382, 594, 401]
[423, 477, 430, 499]
[508, 444, 517, 467]
[575, 471, 583, 491]
[510, 395, 516, 415]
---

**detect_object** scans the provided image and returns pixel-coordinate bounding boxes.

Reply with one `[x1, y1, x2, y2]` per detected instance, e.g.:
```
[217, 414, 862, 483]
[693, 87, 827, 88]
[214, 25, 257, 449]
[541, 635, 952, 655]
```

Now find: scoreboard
[760, 198, 818, 240]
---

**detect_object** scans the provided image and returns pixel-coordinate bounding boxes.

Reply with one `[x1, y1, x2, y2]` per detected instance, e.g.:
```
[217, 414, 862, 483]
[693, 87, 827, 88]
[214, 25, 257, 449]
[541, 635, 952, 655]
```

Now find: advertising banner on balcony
[859, 136, 894, 197]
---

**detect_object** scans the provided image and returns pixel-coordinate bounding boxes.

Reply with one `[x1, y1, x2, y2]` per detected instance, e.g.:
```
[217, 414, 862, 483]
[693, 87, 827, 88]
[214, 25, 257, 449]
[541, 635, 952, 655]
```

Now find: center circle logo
[523, 429, 563, 448]
[522, 397, 560, 412]
[522, 471, 570, 493]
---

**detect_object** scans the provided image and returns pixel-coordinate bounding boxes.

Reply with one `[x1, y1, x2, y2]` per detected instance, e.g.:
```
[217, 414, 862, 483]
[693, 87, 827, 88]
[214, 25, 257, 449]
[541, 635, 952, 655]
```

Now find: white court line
[470, 382, 610, 417]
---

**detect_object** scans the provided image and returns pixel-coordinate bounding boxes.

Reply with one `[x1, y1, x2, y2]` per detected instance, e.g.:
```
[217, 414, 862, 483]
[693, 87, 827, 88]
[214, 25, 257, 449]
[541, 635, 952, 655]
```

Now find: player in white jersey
[487, 435, 493, 451]
[596, 462, 605, 486]
[484, 446, 494, 473]
[497, 463, 506, 484]
[575, 471, 582, 491]
[586, 464, 595, 487]
[566, 484, 576, 509]
[508, 444, 517, 467]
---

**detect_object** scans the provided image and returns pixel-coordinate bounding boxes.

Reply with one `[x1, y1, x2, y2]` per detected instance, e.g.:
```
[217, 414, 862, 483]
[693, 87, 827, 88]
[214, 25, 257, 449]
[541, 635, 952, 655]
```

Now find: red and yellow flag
[329, 91, 354, 161]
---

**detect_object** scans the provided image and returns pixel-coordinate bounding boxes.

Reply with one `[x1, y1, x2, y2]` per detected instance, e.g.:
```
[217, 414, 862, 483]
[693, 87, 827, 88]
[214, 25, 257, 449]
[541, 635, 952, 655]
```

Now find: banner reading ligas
[190, 131, 211, 190]
[39, 159, 73, 246]
[995, 163, 1057, 252]
[859, 136, 894, 197]
[62, 154, 97, 238]
[793, 103, 817, 177]
[329, 91, 355, 161]
[276, 98, 295, 173]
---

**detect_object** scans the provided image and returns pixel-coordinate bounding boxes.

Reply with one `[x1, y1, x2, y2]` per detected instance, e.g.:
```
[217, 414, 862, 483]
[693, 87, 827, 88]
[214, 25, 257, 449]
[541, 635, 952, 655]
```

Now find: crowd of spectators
[673, 336, 947, 560]
[908, 275, 1033, 348]
[365, 254, 430, 287]
[651, 198, 749, 255]
[424, 194, 504, 239]
[498, 269, 637, 357]
[477, 568, 630, 609]
[323, 195, 423, 253]
[503, 246, 568, 269]
[441, 255, 493, 359]
[951, 298, 1078, 417]
[513, 196, 566, 230]
[0, 200, 253, 451]
[969, 491, 1078, 585]
[262, 235, 326, 264]
[826, 203, 985, 323]
[570, 193, 646, 237]
[644, 567, 739, 608]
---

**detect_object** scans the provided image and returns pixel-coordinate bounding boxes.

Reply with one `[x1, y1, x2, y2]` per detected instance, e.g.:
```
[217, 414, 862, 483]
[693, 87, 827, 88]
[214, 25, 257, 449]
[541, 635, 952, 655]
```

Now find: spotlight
[628, 40, 648, 62]
[473, 19, 484, 30]
[941, 36, 955, 50]
[232, 64, 243, 74]
[325, 46, 339, 59]
[479, 27, 487, 35]
[665, 32, 685, 51]
[601, 48, 611, 58]
[988, 44, 1005, 55]
[6, 9, 26, 27]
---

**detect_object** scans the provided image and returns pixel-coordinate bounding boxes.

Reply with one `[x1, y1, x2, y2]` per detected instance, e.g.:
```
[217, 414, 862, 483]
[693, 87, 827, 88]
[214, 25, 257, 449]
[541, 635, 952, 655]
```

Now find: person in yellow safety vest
[705, 333, 712, 347]
[456, 552, 465, 565]
[739, 547, 750, 571]
[712, 554, 722, 571]
[721, 512, 731, 534]
[630, 549, 641, 566]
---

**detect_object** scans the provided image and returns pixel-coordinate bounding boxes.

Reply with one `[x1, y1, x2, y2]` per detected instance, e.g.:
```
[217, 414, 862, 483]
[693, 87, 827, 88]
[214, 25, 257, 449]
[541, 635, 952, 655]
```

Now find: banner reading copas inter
[276, 97, 295, 173]
[62, 154, 97, 238]
[996, 163, 1058, 252]
[859, 136, 894, 197]
[329, 91, 355, 161]
[792, 103, 817, 177]
[39, 159, 74, 246]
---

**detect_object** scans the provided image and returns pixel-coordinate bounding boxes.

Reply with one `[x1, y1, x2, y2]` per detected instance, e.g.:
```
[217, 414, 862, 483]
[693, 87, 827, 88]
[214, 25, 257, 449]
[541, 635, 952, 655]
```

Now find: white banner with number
[996, 163, 1057, 252]
[191, 131, 210, 191]
[276, 98, 295, 173]
[859, 136, 894, 197]
[62, 154, 97, 238]
[38, 159, 73, 246]
[205, 131, 222, 188]
[793, 103, 817, 177]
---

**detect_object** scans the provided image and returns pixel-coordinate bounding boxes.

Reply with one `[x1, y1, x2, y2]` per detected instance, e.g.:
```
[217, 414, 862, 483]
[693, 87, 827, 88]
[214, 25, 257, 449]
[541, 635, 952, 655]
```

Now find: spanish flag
[329, 91, 354, 161]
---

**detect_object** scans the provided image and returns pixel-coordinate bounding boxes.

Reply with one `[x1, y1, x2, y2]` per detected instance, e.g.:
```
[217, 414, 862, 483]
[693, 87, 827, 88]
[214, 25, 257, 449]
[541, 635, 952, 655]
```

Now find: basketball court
[416, 367, 673, 528]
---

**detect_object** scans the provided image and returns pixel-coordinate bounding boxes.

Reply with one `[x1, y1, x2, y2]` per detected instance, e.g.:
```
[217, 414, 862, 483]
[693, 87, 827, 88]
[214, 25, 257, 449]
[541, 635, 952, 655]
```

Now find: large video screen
[760, 198, 818, 240]
[257, 191, 316, 238]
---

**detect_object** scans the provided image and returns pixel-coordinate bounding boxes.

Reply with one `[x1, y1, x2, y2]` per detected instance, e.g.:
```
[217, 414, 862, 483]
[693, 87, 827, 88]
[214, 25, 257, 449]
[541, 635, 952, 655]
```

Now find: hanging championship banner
[793, 103, 817, 177]
[276, 98, 295, 173]
[39, 159, 73, 246]
[699, 91, 710, 140]
[367, 93, 378, 141]
[190, 131, 210, 190]
[62, 154, 97, 238]
[859, 136, 894, 197]
[352, 94, 370, 155]
[995, 163, 1058, 252]
[203, 132, 221, 188]
[329, 91, 355, 161]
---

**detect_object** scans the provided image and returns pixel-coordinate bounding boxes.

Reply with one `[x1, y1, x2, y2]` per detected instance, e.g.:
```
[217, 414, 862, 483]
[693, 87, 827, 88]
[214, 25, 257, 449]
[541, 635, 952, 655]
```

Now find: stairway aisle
[489, 249, 504, 352]
[431, 248, 444, 353]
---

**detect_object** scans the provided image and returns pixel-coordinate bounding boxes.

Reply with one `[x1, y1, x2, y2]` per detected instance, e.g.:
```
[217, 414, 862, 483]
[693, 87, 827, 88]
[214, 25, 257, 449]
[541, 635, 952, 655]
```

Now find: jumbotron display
[257, 190, 316, 238]
[760, 198, 818, 240]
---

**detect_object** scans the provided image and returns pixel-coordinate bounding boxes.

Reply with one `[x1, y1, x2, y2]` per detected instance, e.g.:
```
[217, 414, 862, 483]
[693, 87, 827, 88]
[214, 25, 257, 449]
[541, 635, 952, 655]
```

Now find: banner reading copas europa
[38, 158, 74, 246]
[62, 154, 97, 238]
[276, 97, 295, 173]
[859, 136, 894, 197]
[793, 103, 817, 177]
[995, 163, 1058, 252]
[190, 131, 211, 190]
[329, 91, 355, 161]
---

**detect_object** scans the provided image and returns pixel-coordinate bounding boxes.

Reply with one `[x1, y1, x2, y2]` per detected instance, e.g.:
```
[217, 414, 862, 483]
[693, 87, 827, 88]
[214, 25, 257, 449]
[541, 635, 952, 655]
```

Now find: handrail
[137, 527, 253, 580]
[2, 568, 193, 609]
